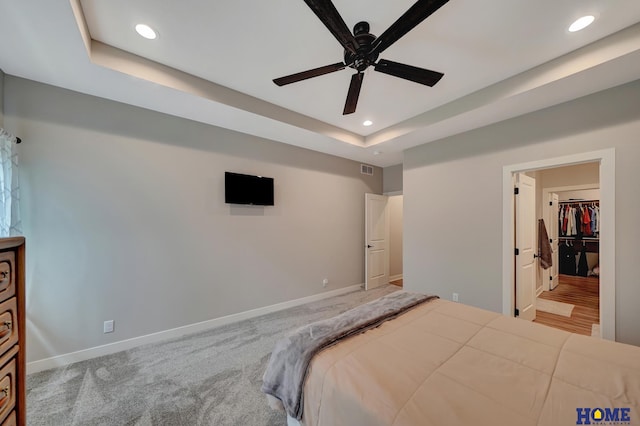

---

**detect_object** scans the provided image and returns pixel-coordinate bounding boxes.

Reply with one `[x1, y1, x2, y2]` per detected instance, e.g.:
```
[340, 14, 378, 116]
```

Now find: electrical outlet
[452, 293, 459, 302]
[322, 278, 329, 288]
[103, 320, 114, 334]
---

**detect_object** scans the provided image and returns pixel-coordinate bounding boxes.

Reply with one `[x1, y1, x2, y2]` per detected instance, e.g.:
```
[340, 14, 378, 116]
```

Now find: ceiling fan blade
[374, 59, 444, 87]
[370, 0, 449, 55]
[343, 73, 364, 115]
[303, 0, 360, 55]
[273, 62, 346, 86]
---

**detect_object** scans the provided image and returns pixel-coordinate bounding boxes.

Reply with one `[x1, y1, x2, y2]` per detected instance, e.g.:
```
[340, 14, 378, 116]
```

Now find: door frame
[502, 149, 615, 340]
[542, 184, 599, 291]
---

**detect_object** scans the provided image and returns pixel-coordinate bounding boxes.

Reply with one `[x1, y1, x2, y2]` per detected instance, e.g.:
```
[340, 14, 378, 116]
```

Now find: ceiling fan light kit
[273, 0, 449, 115]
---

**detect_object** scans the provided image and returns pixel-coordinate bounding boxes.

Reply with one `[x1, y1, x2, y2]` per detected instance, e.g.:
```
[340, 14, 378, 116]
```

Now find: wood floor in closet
[534, 274, 599, 336]
[390, 279, 403, 287]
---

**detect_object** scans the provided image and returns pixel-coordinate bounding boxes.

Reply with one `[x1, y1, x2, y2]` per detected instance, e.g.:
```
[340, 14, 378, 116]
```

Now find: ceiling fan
[273, 0, 450, 115]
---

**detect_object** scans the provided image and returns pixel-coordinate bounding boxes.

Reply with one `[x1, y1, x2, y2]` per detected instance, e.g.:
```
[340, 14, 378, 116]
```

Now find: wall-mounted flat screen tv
[225, 172, 274, 206]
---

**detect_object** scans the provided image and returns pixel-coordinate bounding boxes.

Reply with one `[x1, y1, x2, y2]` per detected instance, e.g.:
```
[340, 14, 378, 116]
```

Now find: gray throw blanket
[261, 291, 438, 420]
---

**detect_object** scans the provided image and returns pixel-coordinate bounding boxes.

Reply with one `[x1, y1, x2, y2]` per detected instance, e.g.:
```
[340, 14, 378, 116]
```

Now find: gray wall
[0, 68, 4, 126]
[404, 79, 640, 346]
[4, 76, 381, 363]
[383, 164, 403, 194]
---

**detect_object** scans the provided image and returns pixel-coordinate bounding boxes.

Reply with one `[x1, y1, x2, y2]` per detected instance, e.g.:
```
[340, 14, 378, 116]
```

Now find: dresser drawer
[0, 299, 17, 358]
[0, 254, 14, 304]
[0, 411, 14, 426]
[0, 347, 17, 424]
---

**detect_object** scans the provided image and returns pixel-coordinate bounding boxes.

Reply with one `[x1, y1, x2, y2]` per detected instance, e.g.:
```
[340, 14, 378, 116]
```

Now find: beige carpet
[536, 298, 575, 317]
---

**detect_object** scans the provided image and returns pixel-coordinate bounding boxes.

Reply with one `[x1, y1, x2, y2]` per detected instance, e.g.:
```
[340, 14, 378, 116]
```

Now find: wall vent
[360, 164, 374, 176]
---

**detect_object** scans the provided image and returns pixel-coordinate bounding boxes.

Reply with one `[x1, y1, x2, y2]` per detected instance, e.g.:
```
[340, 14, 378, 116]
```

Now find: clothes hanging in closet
[559, 242, 577, 275]
[574, 207, 583, 239]
[558, 202, 600, 238]
[577, 244, 589, 277]
[591, 205, 599, 235]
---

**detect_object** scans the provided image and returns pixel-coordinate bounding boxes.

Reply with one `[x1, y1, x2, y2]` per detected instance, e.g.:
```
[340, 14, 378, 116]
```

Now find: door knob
[367, 245, 373, 248]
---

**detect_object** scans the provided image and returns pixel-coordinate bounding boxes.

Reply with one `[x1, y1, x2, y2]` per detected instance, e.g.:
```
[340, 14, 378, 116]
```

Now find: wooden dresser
[0, 238, 25, 426]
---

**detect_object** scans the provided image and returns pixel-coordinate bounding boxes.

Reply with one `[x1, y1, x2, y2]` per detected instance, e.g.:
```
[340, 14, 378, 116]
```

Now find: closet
[558, 200, 599, 277]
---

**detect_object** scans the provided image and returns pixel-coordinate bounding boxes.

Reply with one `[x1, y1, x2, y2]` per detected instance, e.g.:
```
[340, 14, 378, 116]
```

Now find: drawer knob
[0, 321, 11, 338]
[0, 386, 8, 408]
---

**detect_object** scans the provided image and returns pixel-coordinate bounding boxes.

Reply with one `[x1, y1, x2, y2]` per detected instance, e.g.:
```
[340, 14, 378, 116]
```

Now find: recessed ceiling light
[363, 120, 373, 126]
[568, 16, 595, 32]
[135, 24, 157, 40]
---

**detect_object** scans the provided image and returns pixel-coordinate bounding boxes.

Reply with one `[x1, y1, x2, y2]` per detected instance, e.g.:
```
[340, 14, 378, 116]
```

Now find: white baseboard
[389, 274, 403, 282]
[27, 284, 363, 374]
[536, 286, 544, 297]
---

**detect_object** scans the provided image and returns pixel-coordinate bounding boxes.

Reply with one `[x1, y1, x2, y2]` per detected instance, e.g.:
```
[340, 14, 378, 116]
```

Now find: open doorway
[502, 149, 615, 341]
[535, 168, 600, 336]
[388, 195, 403, 287]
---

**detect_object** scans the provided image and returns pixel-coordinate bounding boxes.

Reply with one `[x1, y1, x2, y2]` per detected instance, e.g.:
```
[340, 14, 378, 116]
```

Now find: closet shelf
[558, 199, 599, 204]
[558, 236, 599, 240]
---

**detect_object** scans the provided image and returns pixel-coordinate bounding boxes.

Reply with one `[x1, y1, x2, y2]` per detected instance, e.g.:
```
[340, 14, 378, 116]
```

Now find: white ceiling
[1, 1, 640, 166]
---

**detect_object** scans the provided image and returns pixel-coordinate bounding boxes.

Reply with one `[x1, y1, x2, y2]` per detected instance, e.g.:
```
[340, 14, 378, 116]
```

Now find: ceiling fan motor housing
[344, 21, 379, 72]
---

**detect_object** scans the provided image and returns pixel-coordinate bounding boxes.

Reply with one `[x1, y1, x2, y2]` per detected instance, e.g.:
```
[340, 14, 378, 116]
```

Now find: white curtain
[0, 128, 21, 236]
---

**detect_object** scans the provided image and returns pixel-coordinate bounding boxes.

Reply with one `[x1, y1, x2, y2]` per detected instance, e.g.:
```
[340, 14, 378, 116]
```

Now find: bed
[263, 292, 640, 426]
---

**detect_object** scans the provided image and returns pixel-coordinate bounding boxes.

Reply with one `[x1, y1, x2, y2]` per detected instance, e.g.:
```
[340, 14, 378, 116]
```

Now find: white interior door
[515, 173, 536, 321]
[365, 193, 389, 290]
[549, 193, 559, 290]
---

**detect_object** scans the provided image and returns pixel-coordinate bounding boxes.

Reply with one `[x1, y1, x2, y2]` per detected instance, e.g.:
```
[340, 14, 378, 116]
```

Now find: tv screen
[225, 172, 274, 206]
